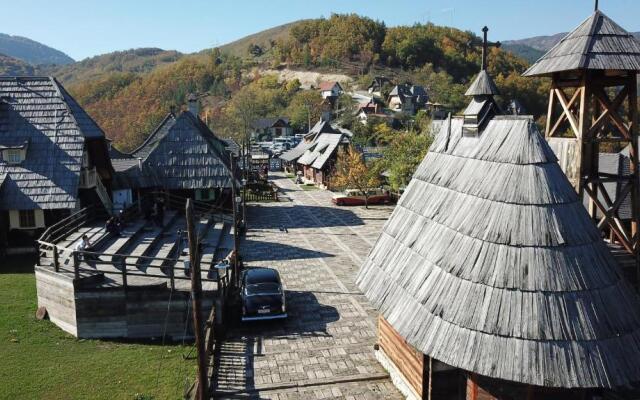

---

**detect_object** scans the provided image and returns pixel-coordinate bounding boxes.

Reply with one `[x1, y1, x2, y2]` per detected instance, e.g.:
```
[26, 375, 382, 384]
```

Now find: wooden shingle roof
[297, 133, 344, 169]
[524, 10, 640, 76]
[465, 70, 500, 96]
[113, 111, 234, 190]
[357, 114, 640, 389]
[0, 76, 106, 210]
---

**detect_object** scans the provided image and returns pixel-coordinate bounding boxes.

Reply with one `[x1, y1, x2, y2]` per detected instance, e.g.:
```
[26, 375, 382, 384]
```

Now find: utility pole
[186, 199, 207, 400]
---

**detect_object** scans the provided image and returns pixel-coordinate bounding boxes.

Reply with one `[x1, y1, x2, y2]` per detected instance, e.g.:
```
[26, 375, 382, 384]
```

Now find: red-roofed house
[319, 81, 343, 99]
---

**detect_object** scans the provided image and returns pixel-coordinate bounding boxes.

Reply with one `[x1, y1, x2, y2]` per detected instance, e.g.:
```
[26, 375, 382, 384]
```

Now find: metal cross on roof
[480, 26, 501, 71]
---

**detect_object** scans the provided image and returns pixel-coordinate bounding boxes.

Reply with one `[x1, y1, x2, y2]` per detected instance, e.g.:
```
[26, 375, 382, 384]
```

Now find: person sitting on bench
[74, 235, 93, 261]
[106, 217, 121, 236]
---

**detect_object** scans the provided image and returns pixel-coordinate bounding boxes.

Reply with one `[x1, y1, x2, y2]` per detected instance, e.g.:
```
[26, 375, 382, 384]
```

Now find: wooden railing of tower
[545, 71, 639, 261]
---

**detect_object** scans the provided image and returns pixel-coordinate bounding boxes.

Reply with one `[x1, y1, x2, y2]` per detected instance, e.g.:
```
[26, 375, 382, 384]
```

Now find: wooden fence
[243, 182, 279, 202]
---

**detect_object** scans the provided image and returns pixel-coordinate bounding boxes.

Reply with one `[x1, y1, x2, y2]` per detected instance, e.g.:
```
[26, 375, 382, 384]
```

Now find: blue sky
[3, 0, 639, 61]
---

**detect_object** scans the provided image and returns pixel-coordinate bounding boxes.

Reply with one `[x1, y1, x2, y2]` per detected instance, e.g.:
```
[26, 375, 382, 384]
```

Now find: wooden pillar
[73, 251, 80, 280]
[186, 199, 207, 400]
[467, 374, 478, 400]
[628, 73, 640, 282]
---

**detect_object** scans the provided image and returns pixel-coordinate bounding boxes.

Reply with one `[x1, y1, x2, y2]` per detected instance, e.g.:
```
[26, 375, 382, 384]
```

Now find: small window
[200, 189, 210, 200]
[5, 149, 22, 164]
[19, 210, 36, 228]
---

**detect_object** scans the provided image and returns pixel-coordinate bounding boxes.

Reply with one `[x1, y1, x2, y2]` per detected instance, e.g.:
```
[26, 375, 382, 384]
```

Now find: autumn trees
[332, 145, 381, 208]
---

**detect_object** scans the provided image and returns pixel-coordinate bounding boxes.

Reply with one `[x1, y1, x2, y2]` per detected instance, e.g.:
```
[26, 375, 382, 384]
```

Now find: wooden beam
[584, 185, 634, 253]
[545, 86, 556, 137]
[555, 87, 581, 137]
[594, 87, 631, 139]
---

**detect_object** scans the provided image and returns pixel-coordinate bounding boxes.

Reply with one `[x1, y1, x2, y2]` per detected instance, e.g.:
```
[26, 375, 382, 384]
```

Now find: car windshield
[246, 283, 281, 296]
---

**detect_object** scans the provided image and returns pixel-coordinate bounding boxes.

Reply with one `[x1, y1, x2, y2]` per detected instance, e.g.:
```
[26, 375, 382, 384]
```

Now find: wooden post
[73, 251, 80, 280]
[186, 199, 207, 400]
[468, 374, 478, 400]
[428, 356, 433, 400]
[53, 245, 59, 272]
[230, 153, 240, 289]
[121, 261, 128, 294]
[628, 73, 640, 283]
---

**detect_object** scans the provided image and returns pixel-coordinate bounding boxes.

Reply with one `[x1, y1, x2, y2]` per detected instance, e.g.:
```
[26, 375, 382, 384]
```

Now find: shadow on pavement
[241, 239, 333, 262]
[211, 290, 340, 398]
[248, 204, 364, 230]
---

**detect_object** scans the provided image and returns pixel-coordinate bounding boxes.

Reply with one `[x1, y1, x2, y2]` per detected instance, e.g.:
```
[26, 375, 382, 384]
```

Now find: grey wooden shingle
[0, 76, 106, 210]
[465, 70, 500, 96]
[112, 111, 234, 190]
[356, 114, 640, 389]
[524, 10, 640, 76]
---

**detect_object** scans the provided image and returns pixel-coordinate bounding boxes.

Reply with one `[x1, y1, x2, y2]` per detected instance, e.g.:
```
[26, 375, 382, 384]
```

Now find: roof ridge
[129, 112, 175, 157]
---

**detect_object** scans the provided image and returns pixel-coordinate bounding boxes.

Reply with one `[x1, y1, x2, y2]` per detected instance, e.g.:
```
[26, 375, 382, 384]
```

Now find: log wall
[36, 266, 214, 340]
[35, 267, 78, 336]
[378, 315, 424, 397]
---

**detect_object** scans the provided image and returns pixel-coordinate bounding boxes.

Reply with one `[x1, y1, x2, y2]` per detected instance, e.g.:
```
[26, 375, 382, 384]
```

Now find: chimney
[187, 93, 200, 117]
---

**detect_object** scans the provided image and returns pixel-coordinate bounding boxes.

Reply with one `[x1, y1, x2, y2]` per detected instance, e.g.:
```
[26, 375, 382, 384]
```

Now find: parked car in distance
[240, 267, 287, 321]
[331, 188, 391, 206]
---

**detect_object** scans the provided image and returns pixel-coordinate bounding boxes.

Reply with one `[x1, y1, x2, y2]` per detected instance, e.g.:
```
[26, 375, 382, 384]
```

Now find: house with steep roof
[0, 77, 113, 252]
[318, 81, 343, 99]
[387, 84, 429, 115]
[110, 99, 236, 208]
[250, 117, 293, 141]
[297, 131, 349, 188]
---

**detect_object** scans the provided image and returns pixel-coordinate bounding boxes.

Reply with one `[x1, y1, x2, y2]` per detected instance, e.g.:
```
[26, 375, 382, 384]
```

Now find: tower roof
[465, 70, 500, 96]
[356, 114, 640, 389]
[524, 10, 640, 77]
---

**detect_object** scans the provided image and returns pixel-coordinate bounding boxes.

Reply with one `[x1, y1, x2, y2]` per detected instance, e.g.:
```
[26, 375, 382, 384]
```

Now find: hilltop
[40, 48, 183, 84]
[0, 33, 74, 65]
[215, 21, 300, 59]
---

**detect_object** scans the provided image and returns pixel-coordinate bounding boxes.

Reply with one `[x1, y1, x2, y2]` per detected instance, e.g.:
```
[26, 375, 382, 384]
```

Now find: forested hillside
[0, 53, 35, 76]
[65, 14, 549, 151]
[0, 33, 74, 65]
[41, 48, 184, 84]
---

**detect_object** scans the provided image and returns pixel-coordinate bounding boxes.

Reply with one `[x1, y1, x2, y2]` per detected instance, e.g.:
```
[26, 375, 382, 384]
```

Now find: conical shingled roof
[524, 10, 640, 76]
[464, 70, 500, 96]
[356, 115, 640, 388]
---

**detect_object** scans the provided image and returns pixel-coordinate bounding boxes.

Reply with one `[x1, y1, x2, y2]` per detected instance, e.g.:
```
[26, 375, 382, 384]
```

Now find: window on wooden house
[4, 149, 23, 164]
[200, 189, 210, 200]
[19, 210, 36, 228]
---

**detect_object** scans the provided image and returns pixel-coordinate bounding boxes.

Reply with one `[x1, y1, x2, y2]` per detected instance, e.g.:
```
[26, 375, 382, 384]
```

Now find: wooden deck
[39, 212, 234, 292]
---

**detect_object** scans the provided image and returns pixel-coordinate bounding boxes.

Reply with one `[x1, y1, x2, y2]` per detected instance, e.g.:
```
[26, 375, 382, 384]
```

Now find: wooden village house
[109, 97, 236, 210]
[387, 84, 429, 115]
[357, 12, 640, 400]
[250, 117, 293, 142]
[280, 117, 338, 173]
[0, 77, 113, 253]
[318, 81, 344, 99]
[297, 130, 349, 188]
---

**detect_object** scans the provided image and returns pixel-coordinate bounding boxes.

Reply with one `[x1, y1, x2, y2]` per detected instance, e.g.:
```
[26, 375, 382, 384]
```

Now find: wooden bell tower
[524, 4, 640, 260]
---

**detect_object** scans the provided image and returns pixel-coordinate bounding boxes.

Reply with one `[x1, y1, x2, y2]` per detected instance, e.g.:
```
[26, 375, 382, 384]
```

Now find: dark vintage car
[240, 267, 287, 321]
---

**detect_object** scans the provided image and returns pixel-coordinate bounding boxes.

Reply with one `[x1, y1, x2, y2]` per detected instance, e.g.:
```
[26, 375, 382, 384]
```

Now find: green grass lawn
[0, 256, 196, 400]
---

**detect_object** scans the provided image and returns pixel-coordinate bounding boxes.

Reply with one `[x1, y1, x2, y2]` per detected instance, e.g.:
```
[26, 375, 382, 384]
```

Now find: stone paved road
[211, 173, 402, 400]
